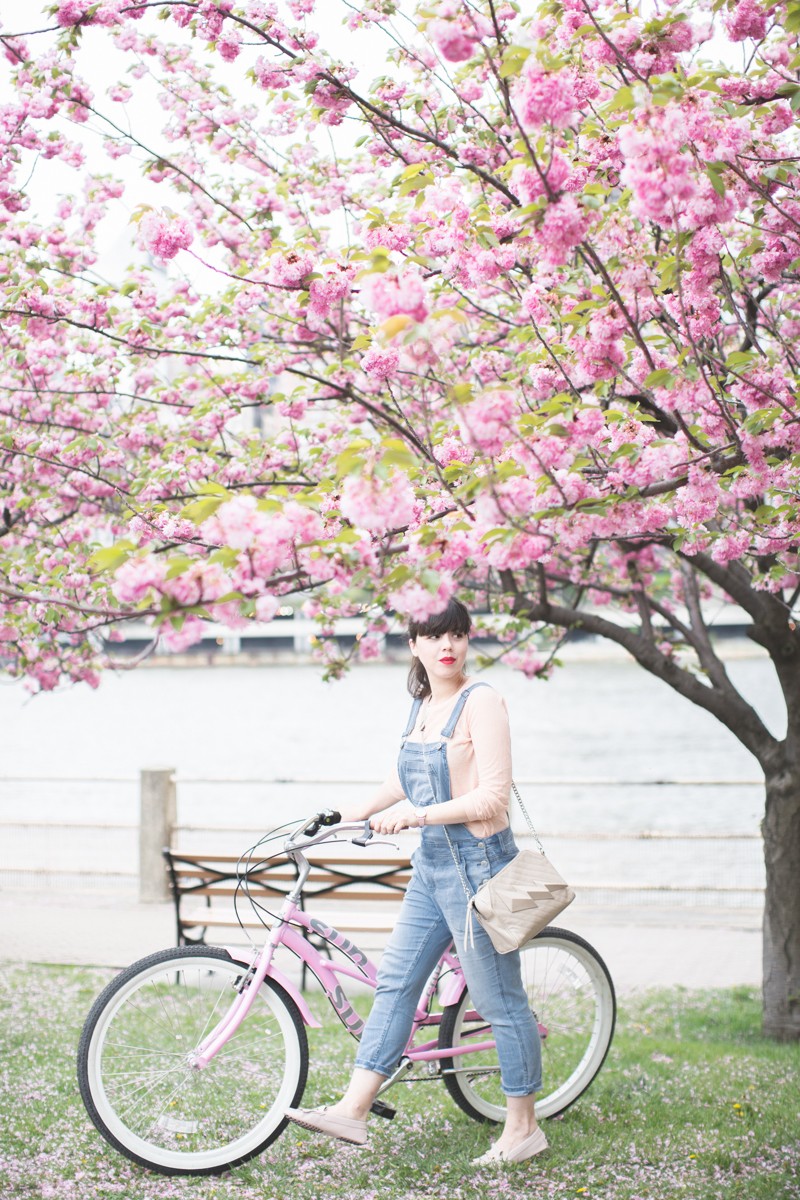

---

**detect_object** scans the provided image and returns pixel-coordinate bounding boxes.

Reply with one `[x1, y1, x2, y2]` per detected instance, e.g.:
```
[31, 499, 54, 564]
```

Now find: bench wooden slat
[163, 846, 412, 956]
[181, 909, 398, 932]
[171, 854, 408, 867]
[183, 886, 408, 903]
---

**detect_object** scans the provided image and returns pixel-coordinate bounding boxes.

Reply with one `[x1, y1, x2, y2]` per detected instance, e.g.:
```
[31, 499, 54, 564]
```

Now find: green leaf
[335, 444, 368, 477]
[607, 85, 635, 112]
[379, 444, 417, 471]
[208, 547, 239, 567]
[398, 171, 434, 196]
[499, 45, 531, 79]
[725, 350, 755, 369]
[193, 481, 231, 497]
[743, 408, 779, 434]
[449, 383, 474, 405]
[643, 369, 676, 389]
[86, 543, 133, 574]
[539, 393, 573, 412]
[165, 555, 193, 580]
[705, 161, 727, 197]
[398, 162, 430, 181]
[181, 496, 224, 523]
[785, 4, 800, 32]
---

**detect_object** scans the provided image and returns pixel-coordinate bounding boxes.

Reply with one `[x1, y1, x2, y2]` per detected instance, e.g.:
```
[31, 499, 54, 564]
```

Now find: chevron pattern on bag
[509, 881, 572, 912]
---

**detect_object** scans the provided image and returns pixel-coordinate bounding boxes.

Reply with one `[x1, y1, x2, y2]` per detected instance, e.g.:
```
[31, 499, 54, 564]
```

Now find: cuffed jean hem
[351, 1061, 390, 1077]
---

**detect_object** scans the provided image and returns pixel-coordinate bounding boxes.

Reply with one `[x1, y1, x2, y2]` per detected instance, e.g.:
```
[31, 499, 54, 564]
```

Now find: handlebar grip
[302, 809, 342, 837]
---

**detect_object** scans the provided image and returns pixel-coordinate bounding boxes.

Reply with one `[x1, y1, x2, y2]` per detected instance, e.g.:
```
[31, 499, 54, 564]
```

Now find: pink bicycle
[78, 812, 616, 1176]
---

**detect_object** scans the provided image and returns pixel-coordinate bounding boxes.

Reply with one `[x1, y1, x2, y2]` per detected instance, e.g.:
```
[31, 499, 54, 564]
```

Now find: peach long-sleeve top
[368, 680, 512, 839]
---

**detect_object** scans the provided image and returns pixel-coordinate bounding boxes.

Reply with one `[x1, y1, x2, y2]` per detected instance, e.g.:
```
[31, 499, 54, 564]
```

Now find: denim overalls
[355, 684, 542, 1097]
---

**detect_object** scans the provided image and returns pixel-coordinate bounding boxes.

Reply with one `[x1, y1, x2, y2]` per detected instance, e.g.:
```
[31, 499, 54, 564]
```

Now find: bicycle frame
[192, 824, 488, 1073]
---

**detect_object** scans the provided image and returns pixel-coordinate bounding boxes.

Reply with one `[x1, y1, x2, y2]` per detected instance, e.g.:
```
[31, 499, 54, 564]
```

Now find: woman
[286, 598, 545, 1165]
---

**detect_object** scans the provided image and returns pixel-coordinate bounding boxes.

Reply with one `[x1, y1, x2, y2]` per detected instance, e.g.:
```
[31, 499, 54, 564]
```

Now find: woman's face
[409, 627, 469, 688]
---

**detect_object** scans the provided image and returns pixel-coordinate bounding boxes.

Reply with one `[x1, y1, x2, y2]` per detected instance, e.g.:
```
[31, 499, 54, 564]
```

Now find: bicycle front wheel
[77, 946, 308, 1176]
[439, 927, 615, 1123]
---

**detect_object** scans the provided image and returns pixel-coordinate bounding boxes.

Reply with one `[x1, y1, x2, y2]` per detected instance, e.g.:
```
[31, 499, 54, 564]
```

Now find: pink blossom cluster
[512, 153, 585, 204]
[358, 633, 382, 661]
[56, 0, 131, 26]
[268, 250, 316, 288]
[360, 268, 429, 323]
[501, 647, 546, 679]
[159, 615, 207, 652]
[573, 312, 626, 383]
[138, 212, 194, 261]
[582, 12, 698, 76]
[254, 57, 291, 90]
[364, 224, 414, 254]
[311, 81, 353, 125]
[202, 496, 324, 576]
[388, 577, 456, 622]
[459, 390, 515, 457]
[427, 9, 493, 63]
[618, 107, 700, 229]
[361, 346, 400, 379]
[308, 265, 353, 317]
[339, 470, 416, 535]
[538, 196, 589, 265]
[724, 0, 768, 41]
[750, 201, 800, 283]
[513, 63, 579, 130]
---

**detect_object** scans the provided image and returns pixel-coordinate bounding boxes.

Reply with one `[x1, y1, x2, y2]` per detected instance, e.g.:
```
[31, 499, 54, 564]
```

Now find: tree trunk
[762, 761, 800, 1039]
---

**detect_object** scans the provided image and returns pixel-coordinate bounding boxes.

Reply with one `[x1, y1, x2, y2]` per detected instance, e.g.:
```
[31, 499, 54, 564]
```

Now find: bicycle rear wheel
[439, 927, 615, 1122]
[77, 946, 308, 1176]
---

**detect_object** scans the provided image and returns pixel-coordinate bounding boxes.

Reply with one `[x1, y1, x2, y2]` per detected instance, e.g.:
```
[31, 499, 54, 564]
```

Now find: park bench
[162, 846, 413, 953]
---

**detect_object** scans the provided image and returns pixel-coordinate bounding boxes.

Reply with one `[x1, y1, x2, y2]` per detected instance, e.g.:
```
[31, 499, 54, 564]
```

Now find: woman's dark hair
[407, 597, 472, 698]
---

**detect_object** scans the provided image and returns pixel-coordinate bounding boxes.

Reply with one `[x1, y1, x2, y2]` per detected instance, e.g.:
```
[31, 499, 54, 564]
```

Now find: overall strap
[440, 682, 490, 739]
[401, 697, 423, 738]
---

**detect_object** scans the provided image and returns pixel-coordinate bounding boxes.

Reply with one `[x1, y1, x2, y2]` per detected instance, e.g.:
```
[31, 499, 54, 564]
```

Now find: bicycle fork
[189, 901, 319, 1069]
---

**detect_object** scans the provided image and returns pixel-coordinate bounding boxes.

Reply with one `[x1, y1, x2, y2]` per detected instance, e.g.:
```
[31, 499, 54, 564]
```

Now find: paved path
[0, 888, 762, 991]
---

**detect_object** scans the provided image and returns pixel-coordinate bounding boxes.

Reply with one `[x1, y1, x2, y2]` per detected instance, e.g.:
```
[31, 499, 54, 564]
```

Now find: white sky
[0, 0, 401, 288]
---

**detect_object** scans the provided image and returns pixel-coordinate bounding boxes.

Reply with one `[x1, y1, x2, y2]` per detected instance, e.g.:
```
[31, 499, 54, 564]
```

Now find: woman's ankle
[499, 1118, 538, 1143]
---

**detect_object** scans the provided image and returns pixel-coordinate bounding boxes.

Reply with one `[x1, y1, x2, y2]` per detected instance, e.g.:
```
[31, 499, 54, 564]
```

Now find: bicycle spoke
[439, 930, 615, 1123]
[79, 949, 309, 1174]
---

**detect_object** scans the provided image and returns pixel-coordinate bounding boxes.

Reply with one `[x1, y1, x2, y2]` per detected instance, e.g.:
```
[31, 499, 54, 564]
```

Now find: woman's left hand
[370, 802, 419, 835]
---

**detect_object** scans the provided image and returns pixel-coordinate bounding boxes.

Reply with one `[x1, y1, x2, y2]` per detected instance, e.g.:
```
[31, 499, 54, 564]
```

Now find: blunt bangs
[408, 597, 472, 641]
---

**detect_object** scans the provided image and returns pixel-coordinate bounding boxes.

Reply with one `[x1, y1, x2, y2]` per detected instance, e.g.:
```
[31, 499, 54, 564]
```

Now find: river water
[0, 645, 783, 899]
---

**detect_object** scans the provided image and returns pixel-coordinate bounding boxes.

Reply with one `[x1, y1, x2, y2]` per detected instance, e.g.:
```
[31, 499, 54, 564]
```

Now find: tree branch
[498, 572, 780, 765]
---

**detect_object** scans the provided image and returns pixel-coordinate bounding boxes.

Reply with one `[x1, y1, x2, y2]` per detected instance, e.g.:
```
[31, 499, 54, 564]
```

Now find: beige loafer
[285, 1105, 368, 1146]
[473, 1126, 548, 1166]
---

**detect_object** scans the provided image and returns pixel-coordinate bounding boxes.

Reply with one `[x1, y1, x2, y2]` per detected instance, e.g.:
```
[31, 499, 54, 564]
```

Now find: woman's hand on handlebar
[370, 801, 421, 835]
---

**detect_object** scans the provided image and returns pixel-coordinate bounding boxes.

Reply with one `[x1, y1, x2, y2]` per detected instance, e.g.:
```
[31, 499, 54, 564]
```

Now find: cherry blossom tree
[1, 0, 799, 1036]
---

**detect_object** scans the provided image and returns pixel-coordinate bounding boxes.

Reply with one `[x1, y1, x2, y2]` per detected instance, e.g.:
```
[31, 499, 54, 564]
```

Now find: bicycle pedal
[369, 1100, 396, 1120]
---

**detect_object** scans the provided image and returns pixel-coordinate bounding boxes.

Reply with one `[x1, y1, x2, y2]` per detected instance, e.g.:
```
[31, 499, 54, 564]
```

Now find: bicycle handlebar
[283, 812, 375, 853]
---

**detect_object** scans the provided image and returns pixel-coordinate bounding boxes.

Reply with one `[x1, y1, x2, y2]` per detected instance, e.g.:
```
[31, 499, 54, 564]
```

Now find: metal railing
[0, 770, 765, 909]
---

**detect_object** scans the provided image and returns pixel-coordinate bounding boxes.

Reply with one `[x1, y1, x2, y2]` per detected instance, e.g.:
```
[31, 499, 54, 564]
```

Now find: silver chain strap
[511, 782, 545, 855]
[442, 781, 545, 903]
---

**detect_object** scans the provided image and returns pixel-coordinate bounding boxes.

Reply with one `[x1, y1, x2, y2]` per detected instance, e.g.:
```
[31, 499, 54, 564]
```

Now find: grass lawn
[0, 962, 798, 1200]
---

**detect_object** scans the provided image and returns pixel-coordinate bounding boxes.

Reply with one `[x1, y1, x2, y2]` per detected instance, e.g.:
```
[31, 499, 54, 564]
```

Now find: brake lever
[352, 820, 374, 847]
[353, 827, 400, 851]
